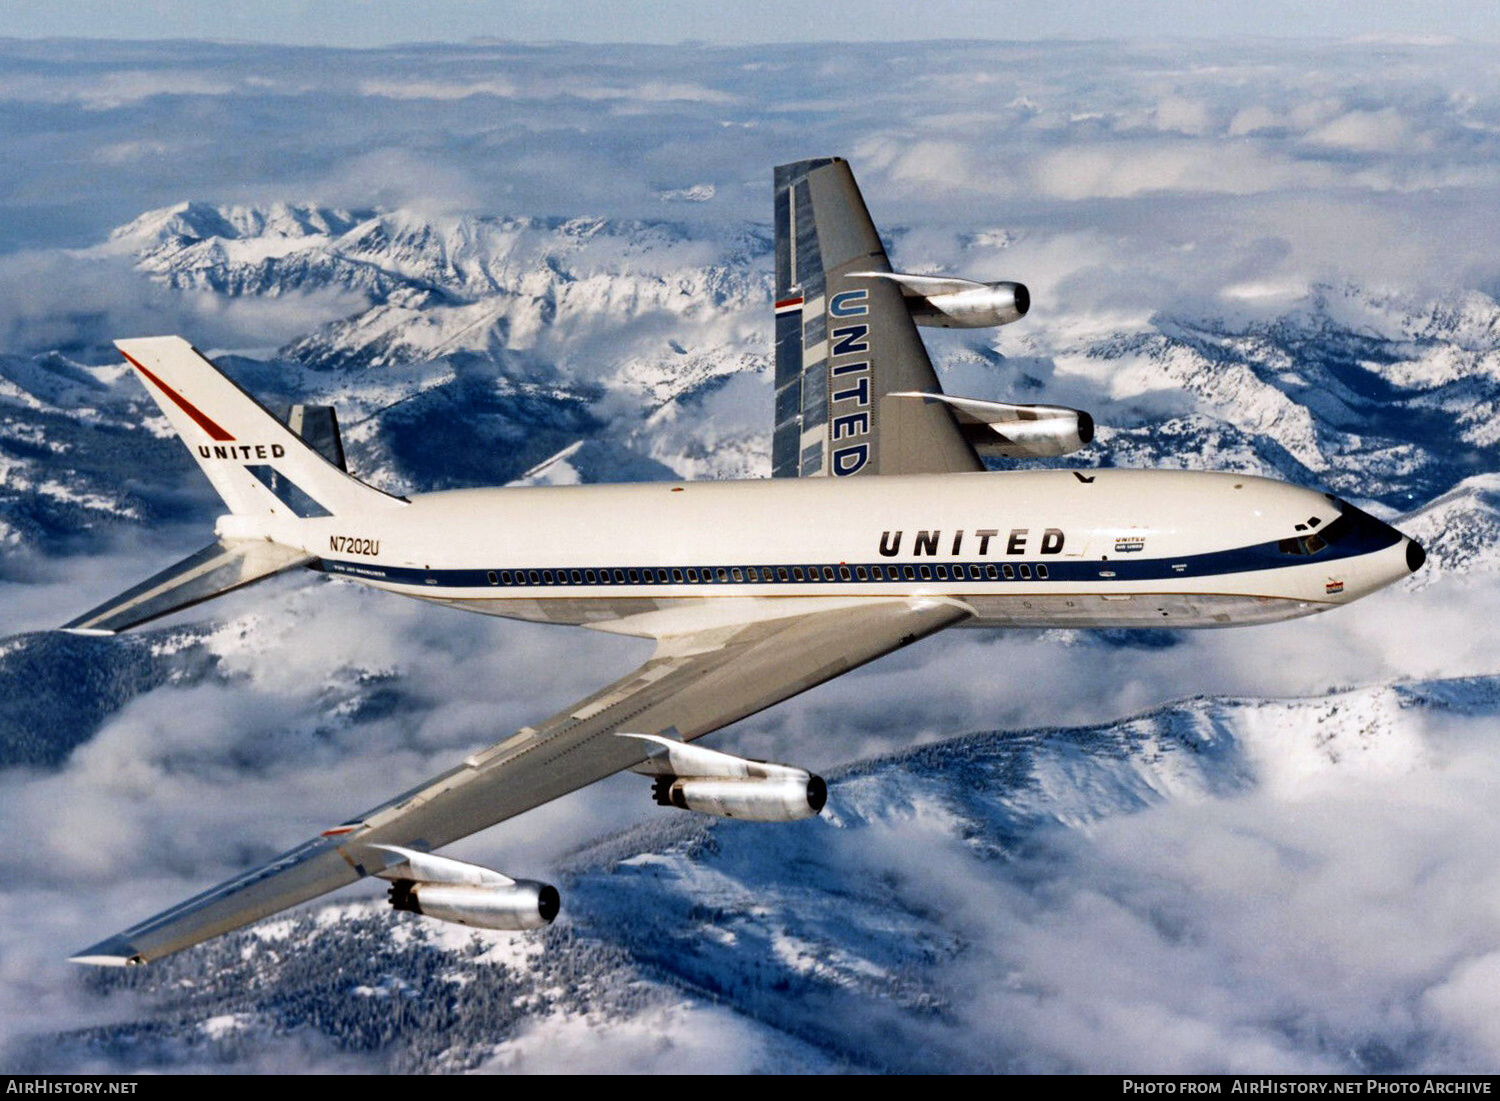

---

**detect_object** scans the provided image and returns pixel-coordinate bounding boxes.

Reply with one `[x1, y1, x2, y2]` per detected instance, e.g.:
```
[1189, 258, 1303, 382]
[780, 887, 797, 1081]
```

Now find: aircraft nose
[1406, 537, 1426, 574]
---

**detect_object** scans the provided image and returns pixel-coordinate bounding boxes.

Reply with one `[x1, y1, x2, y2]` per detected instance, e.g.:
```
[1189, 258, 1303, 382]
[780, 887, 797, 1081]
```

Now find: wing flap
[72, 597, 969, 965]
[61, 538, 314, 634]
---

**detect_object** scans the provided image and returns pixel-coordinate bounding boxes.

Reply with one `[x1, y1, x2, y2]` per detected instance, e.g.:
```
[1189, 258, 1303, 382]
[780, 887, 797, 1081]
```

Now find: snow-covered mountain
[4, 200, 1498, 563]
[1, 189, 1498, 1073]
[28, 675, 1498, 1073]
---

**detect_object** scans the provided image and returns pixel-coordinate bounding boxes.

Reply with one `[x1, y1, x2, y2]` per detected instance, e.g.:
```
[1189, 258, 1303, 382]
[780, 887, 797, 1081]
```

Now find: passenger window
[839, 565, 851, 581]
[672, 569, 684, 583]
[777, 567, 789, 582]
[528, 570, 540, 584]
[1020, 565, 1032, 580]
[1002, 564, 1014, 580]
[732, 568, 743, 581]
[716, 568, 729, 582]
[585, 570, 596, 583]
[793, 567, 804, 581]
[935, 565, 948, 581]
[1037, 565, 1049, 580]
[903, 566, 915, 580]
[919, 565, 932, 581]
[501, 571, 513, 584]
[686, 569, 698, 582]
[613, 569, 625, 583]
[985, 564, 998, 580]
[487, 571, 498, 585]
[855, 566, 868, 580]
[571, 570, 583, 583]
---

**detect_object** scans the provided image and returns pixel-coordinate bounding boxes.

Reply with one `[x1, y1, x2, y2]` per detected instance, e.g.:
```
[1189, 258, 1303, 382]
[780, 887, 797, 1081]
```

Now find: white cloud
[1305, 108, 1416, 152]
[0, 70, 240, 109]
[479, 1003, 836, 1073]
[1227, 104, 1280, 136]
[359, 77, 518, 100]
[1154, 96, 1212, 136]
[1031, 142, 1337, 200]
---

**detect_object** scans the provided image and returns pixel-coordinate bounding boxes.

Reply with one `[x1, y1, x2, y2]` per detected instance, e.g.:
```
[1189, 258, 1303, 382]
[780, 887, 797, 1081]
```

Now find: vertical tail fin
[772, 158, 981, 478]
[116, 336, 403, 519]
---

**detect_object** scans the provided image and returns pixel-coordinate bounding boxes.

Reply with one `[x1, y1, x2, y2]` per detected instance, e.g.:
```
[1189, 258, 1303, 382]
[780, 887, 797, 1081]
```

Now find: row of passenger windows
[483, 562, 1051, 586]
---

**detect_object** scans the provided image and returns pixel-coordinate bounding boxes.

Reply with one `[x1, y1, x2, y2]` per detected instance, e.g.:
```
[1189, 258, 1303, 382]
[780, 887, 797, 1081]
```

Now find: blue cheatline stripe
[314, 519, 1400, 591]
[246, 464, 332, 518]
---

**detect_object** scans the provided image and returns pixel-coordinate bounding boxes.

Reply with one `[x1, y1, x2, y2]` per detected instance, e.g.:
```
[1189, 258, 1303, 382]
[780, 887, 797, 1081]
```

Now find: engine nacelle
[964, 406, 1093, 458]
[371, 843, 559, 931]
[621, 732, 828, 823]
[851, 271, 1030, 328]
[909, 281, 1029, 328]
[891, 392, 1095, 458]
[387, 879, 560, 931]
[654, 774, 828, 822]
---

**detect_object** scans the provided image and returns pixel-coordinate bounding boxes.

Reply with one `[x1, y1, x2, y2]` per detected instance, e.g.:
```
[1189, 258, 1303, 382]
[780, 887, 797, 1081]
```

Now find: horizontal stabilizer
[61, 538, 313, 635]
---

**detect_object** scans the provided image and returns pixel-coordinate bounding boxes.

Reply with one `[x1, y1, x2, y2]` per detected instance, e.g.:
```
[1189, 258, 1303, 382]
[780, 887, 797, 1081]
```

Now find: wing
[71, 596, 970, 965]
[772, 157, 982, 479]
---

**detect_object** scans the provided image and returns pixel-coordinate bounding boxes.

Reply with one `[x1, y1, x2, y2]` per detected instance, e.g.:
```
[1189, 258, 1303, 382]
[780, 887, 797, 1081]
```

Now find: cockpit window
[1278, 532, 1327, 556]
[1296, 495, 1392, 552]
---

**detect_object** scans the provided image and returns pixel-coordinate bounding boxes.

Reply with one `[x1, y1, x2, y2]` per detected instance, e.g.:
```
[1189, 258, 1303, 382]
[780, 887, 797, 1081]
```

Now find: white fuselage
[247, 468, 1416, 633]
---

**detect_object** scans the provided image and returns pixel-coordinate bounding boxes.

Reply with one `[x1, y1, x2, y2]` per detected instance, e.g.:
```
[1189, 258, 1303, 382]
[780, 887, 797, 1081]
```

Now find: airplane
[66, 157, 1425, 966]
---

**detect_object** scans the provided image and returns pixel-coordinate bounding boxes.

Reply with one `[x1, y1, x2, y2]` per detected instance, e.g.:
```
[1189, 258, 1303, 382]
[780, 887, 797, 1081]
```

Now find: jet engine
[372, 844, 559, 931]
[853, 271, 1030, 328]
[621, 732, 827, 822]
[891, 392, 1095, 458]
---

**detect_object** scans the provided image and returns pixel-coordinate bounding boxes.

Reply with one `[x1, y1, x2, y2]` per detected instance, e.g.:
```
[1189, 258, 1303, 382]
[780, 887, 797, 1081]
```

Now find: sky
[0, 0, 1498, 47]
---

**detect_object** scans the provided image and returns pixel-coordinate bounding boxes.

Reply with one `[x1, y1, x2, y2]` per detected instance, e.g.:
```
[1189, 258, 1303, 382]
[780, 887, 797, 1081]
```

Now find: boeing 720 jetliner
[67, 157, 1424, 966]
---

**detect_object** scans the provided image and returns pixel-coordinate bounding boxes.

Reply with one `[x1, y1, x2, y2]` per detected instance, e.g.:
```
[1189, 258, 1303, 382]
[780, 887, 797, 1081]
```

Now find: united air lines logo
[199, 443, 287, 460]
[828, 287, 871, 476]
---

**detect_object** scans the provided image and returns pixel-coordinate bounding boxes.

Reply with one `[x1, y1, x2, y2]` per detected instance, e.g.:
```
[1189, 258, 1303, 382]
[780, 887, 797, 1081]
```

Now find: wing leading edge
[72, 597, 970, 965]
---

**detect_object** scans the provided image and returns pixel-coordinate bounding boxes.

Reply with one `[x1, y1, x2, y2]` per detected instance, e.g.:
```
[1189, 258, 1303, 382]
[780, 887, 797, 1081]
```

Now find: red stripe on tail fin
[120, 350, 235, 442]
